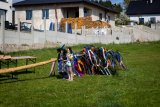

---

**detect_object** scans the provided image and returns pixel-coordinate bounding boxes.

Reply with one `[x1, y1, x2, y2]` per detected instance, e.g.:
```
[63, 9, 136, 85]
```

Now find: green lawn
[0, 42, 160, 107]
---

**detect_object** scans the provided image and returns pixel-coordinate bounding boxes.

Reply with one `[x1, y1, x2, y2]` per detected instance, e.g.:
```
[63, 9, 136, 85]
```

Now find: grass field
[0, 41, 160, 107]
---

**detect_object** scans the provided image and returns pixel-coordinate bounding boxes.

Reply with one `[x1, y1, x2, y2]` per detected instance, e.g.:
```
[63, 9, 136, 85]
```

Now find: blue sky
[13, 0, 24, 3]
[110, 0, 123, 4]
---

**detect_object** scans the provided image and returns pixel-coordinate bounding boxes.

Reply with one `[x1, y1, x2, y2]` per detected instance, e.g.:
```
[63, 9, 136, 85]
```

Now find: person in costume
[66, 47, 74, 81]
[57, 48, 68, 79]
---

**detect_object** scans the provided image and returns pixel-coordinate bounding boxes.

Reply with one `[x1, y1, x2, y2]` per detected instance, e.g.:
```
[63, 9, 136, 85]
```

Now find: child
[66, 47, 74, 81]
[57, 48, 68, 79]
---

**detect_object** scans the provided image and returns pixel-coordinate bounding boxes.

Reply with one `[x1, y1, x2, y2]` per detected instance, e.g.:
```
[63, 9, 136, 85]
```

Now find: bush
[115, 14, 130, 25]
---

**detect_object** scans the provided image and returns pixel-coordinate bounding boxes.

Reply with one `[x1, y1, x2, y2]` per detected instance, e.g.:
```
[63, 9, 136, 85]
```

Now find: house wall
[107, 12, 115, 27]
[83, 4, 106, 21]
[15, 3, 116, 30]
[15, 5, 60, 30]
[83, 3, 115, 24]
[0, 0, 13, 22]
[129, 14, 160, 23]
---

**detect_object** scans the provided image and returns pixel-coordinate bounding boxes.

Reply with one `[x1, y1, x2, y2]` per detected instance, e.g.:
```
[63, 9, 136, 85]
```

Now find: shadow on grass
[0, 76, 53, 84]
[0, 70, 57, 84]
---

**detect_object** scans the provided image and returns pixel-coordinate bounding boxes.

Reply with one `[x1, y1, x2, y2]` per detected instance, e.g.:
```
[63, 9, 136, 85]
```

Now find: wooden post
[49, 61, 56, 76]
[55, 7, 58, 32]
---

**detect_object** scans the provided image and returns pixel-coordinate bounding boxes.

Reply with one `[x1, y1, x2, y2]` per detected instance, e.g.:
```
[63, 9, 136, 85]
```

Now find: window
[139, 18, 144, 24]
[12, 11, 15, 24]
[108, 16, 110, 21]
[150, 17, 156, 24]
[67, 11, 69, 18]
[75, 11, 79, 18]
[99, 13, 102, 20]
[42, 9, 49, 19]
[0, 9, 7, 20]
[26, 10, 32, 20]
[84, 8, 88, 17]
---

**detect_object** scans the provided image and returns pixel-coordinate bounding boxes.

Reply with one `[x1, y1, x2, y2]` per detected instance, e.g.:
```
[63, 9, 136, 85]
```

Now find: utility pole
[1, 15, 5, 53]
[44, 17, 46, 47]
[17, 18, 21, 51]
[32, 18, 34, 46]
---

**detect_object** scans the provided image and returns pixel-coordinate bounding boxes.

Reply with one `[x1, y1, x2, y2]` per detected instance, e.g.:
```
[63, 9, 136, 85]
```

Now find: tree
[99, 0, 103, 4]
[115, 14, 130, 25]
[113, 3, 123, 12]
[124, 0, 131, 6]
[92, 0, 122, 12]
[99, 0, 112, 8]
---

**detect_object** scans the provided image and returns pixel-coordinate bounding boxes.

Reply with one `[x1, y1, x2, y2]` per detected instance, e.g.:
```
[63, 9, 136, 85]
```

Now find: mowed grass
[0, 41, 160, 107]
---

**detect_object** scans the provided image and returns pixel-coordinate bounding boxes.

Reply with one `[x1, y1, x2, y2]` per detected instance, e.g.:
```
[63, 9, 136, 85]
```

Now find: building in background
[0, 0, 14, 23]
[126, 0, 160, 24]
[13, 0, 118, 30]
[0, 0, 23, 24]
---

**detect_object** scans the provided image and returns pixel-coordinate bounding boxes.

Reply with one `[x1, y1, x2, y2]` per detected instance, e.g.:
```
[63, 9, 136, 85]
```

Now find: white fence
[0, 16, 160, 53]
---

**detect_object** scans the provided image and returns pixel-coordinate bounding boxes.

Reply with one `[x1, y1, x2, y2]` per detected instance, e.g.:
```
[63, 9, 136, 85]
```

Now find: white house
[13, 0, 119, 30]
[126, 0, 160, 24]
[0, 0, 14, 23]
[0, 0, 23, 24]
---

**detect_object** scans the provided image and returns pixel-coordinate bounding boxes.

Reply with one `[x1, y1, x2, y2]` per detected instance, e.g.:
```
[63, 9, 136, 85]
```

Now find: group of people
[57, 45, 126, 81]
[57, 47, 74, 81]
